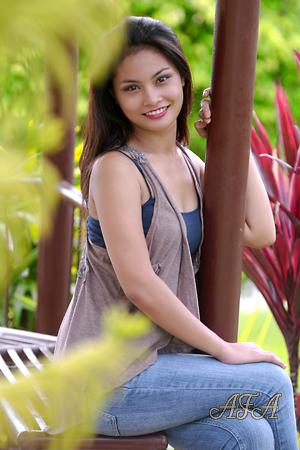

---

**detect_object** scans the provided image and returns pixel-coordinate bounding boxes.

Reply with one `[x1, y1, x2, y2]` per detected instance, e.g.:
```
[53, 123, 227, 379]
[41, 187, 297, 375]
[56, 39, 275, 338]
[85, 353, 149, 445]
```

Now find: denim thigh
[95, 353, 298, 450]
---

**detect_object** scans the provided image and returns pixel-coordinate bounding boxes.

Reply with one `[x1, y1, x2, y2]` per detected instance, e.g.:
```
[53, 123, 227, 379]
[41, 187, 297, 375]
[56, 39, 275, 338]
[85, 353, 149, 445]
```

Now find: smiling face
[112, 47, 185, 137]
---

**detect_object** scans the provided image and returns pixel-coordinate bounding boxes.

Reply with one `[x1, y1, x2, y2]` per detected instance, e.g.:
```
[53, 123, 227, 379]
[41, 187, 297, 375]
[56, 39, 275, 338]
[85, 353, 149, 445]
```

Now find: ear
[181, 78, 185, 87]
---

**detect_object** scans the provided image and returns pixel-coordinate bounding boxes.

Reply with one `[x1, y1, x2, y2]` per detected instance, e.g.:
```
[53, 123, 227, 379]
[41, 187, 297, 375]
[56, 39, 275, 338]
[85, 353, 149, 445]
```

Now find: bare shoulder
[91, 149, 137, 179]
[90, 149, 140, 194]
[183, 147, 205, 186]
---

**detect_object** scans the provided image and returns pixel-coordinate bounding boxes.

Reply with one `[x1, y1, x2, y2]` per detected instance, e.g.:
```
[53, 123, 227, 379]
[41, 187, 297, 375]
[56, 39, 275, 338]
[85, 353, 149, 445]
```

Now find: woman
[55, 15, 298, 449]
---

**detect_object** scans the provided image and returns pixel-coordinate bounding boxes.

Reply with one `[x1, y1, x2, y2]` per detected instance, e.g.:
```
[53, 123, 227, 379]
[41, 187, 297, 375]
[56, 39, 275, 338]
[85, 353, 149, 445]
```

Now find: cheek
[118, 95, 139, 116]
[166, 83, 184, 102]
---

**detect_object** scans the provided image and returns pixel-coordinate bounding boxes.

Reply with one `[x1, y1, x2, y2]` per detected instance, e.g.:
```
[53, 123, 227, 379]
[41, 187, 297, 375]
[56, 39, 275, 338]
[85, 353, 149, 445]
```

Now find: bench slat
[0, 354, 16, 383]
[23, 348, 44, 371]
[7, 350, 31, 377]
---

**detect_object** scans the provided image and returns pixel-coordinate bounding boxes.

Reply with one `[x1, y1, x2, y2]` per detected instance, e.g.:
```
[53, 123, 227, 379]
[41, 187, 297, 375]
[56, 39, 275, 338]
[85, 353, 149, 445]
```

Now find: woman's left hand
[194, 87, 211, 139]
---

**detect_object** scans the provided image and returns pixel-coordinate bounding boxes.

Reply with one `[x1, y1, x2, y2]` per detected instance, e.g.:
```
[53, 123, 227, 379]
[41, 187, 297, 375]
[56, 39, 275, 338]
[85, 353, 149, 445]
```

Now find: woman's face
[112, 47, 185, 135]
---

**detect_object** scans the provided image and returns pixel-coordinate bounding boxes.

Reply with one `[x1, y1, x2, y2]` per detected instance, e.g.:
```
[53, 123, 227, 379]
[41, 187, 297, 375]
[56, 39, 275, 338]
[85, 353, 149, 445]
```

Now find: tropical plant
[242, 50, 300, 421]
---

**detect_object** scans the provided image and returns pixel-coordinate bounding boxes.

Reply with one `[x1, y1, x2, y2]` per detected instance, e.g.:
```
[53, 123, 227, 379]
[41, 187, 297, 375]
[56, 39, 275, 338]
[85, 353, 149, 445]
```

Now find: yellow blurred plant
[0, 0, 128, 160]
[0, 0, 128, 112]
[0, 304, 153, 450]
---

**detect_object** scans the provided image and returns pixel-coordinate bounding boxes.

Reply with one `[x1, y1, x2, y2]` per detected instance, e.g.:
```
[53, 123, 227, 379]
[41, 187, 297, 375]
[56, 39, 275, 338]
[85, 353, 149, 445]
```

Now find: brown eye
[157, 75, 170, 83]
[123, 84, 138, 92]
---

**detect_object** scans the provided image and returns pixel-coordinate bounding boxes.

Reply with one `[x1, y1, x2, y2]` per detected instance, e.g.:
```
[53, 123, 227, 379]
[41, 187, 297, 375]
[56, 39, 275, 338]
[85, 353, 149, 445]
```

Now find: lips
[143, 105, 170, 119]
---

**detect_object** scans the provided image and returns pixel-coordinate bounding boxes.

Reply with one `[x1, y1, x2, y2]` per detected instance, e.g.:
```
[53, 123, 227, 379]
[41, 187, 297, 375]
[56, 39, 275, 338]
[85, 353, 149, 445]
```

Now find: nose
[143, 85, 162, 107]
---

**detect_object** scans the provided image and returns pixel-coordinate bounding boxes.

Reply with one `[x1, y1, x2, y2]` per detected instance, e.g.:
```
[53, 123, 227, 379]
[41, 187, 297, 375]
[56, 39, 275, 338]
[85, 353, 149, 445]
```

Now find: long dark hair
[80, 16, 193, 201]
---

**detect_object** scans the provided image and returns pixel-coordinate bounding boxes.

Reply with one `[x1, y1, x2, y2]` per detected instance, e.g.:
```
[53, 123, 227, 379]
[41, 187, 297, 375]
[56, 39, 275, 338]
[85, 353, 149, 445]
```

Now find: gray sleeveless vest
[55, 145, 204, 391]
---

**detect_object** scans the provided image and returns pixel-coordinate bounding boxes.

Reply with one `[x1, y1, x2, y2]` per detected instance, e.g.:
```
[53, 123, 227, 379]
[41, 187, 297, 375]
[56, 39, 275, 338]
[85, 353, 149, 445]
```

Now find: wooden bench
[0, 327, 168, 450]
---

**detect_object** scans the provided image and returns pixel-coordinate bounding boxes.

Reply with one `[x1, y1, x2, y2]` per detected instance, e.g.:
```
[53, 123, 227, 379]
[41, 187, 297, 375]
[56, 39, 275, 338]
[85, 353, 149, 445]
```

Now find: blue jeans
[95, 353, 298, 449]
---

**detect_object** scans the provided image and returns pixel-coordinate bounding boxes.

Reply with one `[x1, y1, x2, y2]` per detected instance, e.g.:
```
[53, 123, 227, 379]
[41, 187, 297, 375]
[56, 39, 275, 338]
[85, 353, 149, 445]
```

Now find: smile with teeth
[144, 106, 169, 116]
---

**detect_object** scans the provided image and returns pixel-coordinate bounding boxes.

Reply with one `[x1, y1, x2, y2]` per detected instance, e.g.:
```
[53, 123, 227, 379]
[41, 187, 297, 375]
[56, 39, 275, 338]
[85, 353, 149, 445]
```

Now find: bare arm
[243, 151, 276, 247]
[128, 273, 226, 357]
[90, 151, 285, 368]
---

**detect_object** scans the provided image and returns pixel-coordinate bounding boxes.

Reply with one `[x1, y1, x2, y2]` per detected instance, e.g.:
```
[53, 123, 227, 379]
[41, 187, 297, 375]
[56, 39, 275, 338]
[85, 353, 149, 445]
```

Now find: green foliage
[256, 0, 300, 141]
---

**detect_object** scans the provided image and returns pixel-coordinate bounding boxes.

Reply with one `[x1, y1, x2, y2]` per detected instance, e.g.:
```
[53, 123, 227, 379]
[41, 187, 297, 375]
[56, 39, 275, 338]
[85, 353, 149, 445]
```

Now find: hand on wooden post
[194, 87, 211, 139]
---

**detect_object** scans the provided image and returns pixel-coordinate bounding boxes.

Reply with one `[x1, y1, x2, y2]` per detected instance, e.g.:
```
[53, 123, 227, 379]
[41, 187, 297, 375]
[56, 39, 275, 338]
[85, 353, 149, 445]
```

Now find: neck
[127, 124, 179, 157]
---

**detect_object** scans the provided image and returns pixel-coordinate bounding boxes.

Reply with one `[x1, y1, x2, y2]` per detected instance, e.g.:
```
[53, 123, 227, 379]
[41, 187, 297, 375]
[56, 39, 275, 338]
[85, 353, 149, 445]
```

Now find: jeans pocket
[96, 411, 121, 436]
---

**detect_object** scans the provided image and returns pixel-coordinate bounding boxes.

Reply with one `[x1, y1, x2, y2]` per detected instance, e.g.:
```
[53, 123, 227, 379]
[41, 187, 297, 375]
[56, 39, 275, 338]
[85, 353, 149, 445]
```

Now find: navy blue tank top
[88, 152, 202, 256]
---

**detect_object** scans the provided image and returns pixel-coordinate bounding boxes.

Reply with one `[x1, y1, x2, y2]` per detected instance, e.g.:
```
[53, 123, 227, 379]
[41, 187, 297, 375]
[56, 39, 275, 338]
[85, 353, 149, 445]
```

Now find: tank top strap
[117, 149, 153, 198]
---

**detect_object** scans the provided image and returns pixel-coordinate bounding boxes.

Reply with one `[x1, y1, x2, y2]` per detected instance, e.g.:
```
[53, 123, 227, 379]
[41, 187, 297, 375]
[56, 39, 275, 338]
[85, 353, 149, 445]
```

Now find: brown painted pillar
[36, 41, 77, 335]
[196, 1, 260, 342]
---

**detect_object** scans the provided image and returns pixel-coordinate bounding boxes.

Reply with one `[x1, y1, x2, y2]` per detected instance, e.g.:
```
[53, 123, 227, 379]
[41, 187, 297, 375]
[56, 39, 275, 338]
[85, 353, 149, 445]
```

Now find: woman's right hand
[218, 342, 286, 369]
[194, 87, 211, 139]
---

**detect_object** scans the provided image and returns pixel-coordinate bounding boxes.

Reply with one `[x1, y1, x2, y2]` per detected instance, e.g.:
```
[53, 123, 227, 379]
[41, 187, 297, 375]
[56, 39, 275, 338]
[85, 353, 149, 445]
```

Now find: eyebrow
[120, 67, 171, 85]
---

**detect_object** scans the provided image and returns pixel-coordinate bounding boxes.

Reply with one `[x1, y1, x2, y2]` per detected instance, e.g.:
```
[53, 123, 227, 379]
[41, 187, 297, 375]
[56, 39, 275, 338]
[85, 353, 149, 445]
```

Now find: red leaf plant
[242, 50, 300, 420]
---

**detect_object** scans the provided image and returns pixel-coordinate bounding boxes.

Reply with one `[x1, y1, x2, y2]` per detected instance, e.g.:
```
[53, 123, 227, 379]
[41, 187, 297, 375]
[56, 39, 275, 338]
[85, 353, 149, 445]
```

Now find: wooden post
[36, 41, 77, 335]
[196, 0, 260, 342]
